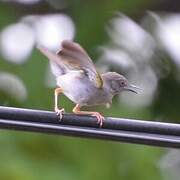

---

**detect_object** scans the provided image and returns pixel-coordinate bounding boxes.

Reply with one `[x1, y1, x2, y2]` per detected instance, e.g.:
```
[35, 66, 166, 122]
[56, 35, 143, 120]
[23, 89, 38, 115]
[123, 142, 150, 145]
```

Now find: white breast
[56, 71, 92, 103]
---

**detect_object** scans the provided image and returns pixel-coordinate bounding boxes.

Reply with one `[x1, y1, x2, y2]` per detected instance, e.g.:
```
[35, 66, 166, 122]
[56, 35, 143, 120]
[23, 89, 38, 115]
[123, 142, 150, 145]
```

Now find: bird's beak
[124, 84, 141, 94]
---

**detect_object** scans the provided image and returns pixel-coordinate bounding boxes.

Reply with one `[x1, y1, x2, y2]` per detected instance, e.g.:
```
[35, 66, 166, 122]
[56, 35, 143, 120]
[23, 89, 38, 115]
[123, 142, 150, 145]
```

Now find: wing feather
[37, 41, 103, 88]
[57, 41, 96, 72]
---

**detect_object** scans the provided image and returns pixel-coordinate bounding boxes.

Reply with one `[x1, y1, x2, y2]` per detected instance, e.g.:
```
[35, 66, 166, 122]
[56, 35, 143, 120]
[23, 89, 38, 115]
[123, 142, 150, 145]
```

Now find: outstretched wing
[38, 40, 103, 88]
[57, 40, 94, 70]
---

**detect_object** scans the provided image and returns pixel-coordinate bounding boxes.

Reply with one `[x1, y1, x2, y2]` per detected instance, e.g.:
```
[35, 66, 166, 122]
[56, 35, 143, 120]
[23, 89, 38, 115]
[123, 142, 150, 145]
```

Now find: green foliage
[0, 0, 177, 179]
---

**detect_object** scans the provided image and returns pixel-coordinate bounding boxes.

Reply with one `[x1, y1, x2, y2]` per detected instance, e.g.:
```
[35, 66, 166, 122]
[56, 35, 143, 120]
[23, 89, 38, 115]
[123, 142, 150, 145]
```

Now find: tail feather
[37, 45, 65, 77]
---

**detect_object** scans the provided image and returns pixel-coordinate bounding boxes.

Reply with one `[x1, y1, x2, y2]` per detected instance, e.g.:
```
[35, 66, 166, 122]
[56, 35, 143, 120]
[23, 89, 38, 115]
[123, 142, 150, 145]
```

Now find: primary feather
[38, 40, 103, 88]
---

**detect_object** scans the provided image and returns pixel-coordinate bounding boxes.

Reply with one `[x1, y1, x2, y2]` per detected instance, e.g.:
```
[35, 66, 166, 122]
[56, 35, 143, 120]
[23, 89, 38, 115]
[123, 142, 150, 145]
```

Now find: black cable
[0, 106, 180, 148]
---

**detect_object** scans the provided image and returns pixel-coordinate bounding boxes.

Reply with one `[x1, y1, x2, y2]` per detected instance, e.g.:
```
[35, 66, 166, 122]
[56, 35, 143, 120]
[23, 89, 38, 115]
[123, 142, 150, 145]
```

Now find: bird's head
[102, 72, 140, 95]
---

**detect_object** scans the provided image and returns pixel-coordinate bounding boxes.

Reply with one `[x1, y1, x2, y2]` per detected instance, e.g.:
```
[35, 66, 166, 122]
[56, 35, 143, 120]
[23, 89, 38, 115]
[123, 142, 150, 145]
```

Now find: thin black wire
[0, 106, 180, 148]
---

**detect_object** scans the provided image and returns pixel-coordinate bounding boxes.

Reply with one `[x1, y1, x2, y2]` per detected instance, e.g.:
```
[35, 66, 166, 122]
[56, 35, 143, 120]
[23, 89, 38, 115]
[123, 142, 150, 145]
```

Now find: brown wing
[57, 40, 103, 88]
[38, 41, 103, 88]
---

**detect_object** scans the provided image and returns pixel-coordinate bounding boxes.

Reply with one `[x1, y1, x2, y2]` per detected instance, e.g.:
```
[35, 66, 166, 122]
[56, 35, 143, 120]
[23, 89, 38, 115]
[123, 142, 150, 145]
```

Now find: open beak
[124, 84, 141, 94]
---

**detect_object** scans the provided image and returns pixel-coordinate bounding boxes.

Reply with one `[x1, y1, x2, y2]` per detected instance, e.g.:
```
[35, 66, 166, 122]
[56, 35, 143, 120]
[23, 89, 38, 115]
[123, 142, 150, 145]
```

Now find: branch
[0, 106, 180, 148]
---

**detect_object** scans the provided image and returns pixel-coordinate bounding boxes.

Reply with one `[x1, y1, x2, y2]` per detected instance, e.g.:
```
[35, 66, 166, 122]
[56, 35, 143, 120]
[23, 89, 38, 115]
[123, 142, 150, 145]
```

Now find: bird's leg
[54, 87, 65, 121]
[72, 104, 104, 127]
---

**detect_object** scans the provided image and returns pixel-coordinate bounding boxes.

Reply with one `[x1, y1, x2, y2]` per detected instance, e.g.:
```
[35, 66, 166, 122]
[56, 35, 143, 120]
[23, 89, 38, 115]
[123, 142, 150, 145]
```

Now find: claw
[92, 112, 105, 127]
[72, 104, 104, 128]
[55, 108, 65, 121]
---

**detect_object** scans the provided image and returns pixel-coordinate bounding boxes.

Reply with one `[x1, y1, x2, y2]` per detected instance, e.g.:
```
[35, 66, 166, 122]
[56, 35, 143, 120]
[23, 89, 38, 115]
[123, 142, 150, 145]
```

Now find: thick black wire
[0, 106, 180, 148]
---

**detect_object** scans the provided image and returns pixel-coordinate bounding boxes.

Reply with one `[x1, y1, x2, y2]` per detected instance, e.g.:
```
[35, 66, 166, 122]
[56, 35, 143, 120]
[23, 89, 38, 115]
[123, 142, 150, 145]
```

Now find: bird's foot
[91, 112, 105, 128]
[55, 108, 65, 121]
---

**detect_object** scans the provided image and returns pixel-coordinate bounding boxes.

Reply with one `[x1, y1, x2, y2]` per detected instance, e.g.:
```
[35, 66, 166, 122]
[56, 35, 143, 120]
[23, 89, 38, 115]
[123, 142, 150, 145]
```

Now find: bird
[37, 40, 139, 127]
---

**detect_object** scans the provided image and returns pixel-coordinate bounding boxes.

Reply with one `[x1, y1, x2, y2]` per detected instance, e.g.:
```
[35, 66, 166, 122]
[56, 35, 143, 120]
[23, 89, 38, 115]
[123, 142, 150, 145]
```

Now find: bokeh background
[0, 0, 180, 179]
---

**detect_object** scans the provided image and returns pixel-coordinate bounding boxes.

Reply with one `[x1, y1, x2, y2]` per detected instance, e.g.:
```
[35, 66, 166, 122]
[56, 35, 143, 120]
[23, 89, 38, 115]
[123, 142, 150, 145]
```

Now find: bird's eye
[120, 81, 126, 86]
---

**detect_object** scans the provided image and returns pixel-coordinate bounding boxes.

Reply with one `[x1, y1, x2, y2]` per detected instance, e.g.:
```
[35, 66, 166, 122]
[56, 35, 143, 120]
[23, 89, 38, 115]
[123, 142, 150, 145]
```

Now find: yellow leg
[54, 87, 64, 120]
[72, 104, 104, 127]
